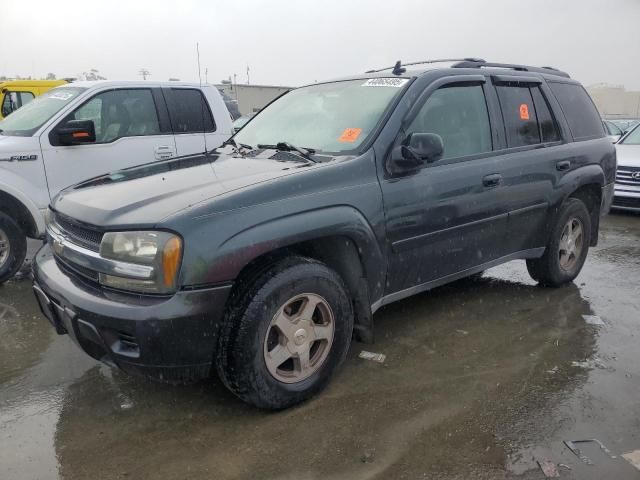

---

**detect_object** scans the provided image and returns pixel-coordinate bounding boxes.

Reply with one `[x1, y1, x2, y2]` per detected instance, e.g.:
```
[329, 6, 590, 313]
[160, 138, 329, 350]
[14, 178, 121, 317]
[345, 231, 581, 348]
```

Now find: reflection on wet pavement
[1, 214, 639, 479]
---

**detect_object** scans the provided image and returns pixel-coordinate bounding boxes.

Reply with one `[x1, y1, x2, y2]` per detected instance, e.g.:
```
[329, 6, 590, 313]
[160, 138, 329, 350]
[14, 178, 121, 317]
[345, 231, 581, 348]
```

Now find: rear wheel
[0, 212, 27, 285]
[526, 198, 591, 287]
[216, 256, 354, 409]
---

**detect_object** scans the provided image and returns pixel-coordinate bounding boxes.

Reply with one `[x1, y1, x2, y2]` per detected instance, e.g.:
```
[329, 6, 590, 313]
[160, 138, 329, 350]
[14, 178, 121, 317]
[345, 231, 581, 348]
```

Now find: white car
[0, 81, 232, 283]
[613, 123, 640, 212]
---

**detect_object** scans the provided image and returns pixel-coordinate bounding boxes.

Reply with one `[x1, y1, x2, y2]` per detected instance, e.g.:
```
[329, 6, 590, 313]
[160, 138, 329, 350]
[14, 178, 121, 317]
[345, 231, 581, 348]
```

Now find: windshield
[0, 87, 86, 136]
[233, 78, 409, 154]
[620, 124, 640, 145]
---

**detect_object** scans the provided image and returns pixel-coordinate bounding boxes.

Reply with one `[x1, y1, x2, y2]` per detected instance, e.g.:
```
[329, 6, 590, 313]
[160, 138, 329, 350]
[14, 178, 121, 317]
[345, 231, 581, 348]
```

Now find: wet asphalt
[1, 213, 639, 480]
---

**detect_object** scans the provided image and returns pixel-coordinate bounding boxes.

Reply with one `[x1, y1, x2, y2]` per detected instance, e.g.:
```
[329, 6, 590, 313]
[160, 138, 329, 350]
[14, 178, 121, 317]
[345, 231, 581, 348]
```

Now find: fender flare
[0, 176, 46, 237]
[556, 164, 605, 207]
[209, 205, 386, 301]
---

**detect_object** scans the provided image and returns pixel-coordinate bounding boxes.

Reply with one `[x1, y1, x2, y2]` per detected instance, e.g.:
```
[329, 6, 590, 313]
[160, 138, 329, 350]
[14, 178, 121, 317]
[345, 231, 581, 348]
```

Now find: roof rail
[365, 58, 486, 75]
[452, 59, 570, 78]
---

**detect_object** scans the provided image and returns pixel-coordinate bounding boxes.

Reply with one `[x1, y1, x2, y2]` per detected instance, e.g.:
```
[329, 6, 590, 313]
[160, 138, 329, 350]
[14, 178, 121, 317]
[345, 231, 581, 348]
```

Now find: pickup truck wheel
[0, 212, 27, 285]
[526, 198, 591, 287]
[216, 256, 354, 409]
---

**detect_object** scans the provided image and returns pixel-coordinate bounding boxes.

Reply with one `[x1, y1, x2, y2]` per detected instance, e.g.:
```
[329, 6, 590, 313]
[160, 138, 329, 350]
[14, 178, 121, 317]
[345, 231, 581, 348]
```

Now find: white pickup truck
[0, 80, 233, 283]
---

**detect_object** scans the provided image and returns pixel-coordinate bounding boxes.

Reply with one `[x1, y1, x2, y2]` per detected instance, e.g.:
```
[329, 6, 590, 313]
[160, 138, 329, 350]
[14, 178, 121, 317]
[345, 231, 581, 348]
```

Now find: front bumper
[32, 244, 232, 383]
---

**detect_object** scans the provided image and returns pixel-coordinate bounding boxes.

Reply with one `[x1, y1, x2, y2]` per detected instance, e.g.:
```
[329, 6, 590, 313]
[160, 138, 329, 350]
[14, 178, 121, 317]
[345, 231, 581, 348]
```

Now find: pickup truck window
[64, 89, 161, 143]
[0, 87, 86, 136]
[406, 85, 492, 160]
[166, 88, 215, 134]
[233, 78, 408, 154]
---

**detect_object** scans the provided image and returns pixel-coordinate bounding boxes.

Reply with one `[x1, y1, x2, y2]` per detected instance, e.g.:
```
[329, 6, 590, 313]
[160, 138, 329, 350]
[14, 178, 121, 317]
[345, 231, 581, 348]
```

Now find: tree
[77, 69, 106, 81]
[46, 72, 56, 80]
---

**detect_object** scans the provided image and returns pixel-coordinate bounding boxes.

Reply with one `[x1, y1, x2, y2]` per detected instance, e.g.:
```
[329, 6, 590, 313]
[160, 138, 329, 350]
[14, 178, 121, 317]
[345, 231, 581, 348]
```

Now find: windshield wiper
[221, 138, 254, 150]
[257, 142, 318, 163]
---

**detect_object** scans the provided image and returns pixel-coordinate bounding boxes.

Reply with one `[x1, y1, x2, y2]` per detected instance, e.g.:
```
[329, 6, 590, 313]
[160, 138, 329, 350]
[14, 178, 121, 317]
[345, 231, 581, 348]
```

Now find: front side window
[233, 78, 409, 154]
[166, 89, 215, 134]
[0, 87, 86, 136]
[406, 84, 492, 160]
[63, 89, 160, 143]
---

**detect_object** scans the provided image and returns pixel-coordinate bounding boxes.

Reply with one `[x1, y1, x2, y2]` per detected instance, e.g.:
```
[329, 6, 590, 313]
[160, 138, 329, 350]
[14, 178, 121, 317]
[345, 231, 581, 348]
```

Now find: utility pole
[138, 68, 150, 80]
[246, 65, 250, 85]
[205, 68, 208, 84]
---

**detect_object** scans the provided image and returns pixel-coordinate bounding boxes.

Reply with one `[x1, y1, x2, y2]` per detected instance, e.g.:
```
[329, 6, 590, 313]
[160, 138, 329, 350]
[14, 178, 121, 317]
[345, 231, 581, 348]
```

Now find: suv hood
[616, 144, 640, 167]
[53, 151, 314, 227]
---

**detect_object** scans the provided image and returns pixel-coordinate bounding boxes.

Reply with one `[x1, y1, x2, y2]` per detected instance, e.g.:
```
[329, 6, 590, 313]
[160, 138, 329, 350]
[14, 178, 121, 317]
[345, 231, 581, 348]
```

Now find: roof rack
[365, 58, 570, 78]
[365, 58, 486, 75]
[452, 59, 570, 78]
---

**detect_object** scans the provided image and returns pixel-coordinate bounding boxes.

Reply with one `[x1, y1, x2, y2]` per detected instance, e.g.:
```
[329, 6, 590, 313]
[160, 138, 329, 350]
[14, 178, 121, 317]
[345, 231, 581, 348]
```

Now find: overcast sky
[2, 0, 639, 89]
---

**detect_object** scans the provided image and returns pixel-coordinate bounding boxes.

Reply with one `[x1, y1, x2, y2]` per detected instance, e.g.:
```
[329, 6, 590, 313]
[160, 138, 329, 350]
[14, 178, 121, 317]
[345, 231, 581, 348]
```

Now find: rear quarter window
[548, 83, 604, 141]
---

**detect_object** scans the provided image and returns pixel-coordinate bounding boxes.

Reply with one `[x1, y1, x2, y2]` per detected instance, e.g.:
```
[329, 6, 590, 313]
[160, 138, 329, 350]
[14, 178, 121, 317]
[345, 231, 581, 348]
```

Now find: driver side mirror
[53, 120, 96, 146]
[390, 132, 444, 172]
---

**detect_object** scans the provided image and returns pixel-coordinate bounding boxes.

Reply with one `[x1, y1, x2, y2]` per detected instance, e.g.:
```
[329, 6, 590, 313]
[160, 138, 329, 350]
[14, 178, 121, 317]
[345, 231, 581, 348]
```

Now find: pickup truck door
[380, 78, 509, 294]
[162, 87, 230, 156]
[40, 87, 177, 197]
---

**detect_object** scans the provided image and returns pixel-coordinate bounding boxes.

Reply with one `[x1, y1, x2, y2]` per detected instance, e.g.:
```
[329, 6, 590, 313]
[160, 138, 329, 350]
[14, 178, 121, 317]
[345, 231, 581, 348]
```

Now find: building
[586, 84, 640, 119]
[215, 83, 291, 116]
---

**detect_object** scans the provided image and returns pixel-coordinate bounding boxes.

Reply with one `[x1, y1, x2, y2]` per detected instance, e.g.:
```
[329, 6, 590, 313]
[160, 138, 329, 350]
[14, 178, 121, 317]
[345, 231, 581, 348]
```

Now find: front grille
[55, 256, 100, 282]
[54, 213, 103, 251]
[615, 166, 640, 187]
[613, 196, 640, 209]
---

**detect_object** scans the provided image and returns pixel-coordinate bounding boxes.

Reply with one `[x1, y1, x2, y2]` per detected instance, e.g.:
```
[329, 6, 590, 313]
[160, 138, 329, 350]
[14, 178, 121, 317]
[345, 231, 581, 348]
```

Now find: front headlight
[99, 231, 182, 294]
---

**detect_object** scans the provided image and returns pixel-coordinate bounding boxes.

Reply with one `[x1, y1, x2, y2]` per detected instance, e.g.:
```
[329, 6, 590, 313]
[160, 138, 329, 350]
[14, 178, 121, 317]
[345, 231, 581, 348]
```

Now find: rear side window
[548, 83, 604, 141]
[496, 85, 540, 147]
[407, 84, 492, 160]
[166, 89, 215, 134]
[530, 87, 561, 143]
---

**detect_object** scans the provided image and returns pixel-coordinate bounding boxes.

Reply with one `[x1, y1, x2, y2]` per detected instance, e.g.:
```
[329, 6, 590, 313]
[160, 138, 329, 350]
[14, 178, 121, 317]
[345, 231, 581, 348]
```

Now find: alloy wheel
[263, 293, 335, 384]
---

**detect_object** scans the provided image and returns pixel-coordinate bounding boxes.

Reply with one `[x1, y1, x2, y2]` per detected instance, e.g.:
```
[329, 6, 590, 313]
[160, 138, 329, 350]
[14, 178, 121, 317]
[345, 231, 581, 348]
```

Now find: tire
[526, 198, 591, 287]
[0, 212, 27, 285]
[216, 255, 354, 409]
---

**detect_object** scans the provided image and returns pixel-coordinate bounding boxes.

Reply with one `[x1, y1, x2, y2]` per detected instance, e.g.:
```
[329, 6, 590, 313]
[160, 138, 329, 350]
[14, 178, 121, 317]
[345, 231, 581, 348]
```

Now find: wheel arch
[212, 206, 386, 343]
[0, 189, 41, 238]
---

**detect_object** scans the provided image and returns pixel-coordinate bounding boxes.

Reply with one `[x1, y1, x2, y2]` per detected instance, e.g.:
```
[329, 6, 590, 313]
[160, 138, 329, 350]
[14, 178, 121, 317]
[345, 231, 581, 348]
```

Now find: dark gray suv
[32, 59, 616, 409]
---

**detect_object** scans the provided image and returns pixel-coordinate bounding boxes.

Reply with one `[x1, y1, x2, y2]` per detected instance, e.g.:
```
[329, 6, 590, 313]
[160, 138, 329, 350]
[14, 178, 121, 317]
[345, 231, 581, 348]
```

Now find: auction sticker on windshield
[339, 128, 363, 143]
[362, 78, 409, 88]
[48, 91, 75, 101]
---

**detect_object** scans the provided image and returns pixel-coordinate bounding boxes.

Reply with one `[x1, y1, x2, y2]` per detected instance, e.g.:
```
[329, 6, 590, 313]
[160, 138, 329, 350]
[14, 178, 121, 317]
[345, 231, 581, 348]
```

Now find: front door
[381, 80, 508, 294]
[40, 87, 176, 198]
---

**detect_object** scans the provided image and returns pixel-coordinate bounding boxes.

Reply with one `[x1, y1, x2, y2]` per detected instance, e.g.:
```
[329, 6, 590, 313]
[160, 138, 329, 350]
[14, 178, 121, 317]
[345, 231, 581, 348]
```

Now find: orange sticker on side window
[339, 128, 362, 143]
[519, 103, 530, 120]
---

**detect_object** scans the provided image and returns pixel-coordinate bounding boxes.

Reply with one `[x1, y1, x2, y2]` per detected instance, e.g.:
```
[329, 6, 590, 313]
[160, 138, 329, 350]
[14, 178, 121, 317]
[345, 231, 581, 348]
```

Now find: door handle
[556, 160, 571, 171]
[482, 173, 502, 188]
[154, 145, 175, 160]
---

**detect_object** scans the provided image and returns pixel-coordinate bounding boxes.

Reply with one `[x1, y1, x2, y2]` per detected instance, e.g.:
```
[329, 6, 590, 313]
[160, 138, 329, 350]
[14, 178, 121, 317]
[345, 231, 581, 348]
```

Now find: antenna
[196, 42, 209, 156]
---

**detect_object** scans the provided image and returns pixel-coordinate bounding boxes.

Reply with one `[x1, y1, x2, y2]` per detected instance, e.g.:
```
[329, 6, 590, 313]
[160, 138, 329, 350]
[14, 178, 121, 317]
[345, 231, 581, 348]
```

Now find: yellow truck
[0, 80, 67, 119]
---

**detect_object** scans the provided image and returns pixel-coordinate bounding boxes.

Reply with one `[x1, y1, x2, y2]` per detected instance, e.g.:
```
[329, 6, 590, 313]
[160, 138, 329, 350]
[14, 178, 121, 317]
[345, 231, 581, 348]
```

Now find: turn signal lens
[162, 237, 182, 288]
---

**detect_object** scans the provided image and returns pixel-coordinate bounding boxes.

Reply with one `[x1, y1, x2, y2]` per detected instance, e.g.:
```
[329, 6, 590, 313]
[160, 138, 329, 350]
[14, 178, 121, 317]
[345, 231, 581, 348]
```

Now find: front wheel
[216, 256, 354, 409]
[0, 212, 27, 285]
[526, 198, 591, 287]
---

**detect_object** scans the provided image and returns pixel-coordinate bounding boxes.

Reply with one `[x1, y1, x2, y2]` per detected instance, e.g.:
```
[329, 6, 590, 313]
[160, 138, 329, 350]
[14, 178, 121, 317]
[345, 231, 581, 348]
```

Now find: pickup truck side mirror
[53, 120, 96, 146]
[390, 132, 444, 172]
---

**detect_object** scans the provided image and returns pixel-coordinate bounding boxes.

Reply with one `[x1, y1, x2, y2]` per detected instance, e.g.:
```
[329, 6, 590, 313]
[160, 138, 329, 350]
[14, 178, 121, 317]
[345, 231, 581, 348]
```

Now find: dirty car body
[32, 59, 616, 408]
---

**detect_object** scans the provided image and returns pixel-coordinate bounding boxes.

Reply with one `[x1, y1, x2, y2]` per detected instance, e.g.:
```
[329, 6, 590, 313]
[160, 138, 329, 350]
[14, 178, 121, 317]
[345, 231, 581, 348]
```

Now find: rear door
[489, 76, 567, 253]
[40, 87, 177, 197]
[163, 87, 228, 156]
[381, 77, 509, 293]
